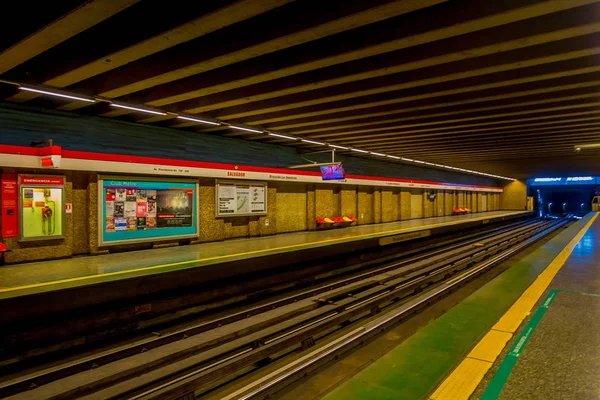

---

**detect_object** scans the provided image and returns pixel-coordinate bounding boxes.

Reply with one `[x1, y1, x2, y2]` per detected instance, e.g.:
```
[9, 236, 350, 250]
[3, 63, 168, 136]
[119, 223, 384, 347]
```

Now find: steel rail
[114, 220, 565, 400]
[225, 219, 569, 400]
[0, 218, 539, 397]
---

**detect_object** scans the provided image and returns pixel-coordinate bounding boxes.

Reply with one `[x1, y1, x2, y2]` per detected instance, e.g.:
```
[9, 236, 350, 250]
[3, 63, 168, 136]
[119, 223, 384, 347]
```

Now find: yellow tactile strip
[430, 213, 598, 400]
[468, 330, 513, 363]
[431, 358, 492, 400]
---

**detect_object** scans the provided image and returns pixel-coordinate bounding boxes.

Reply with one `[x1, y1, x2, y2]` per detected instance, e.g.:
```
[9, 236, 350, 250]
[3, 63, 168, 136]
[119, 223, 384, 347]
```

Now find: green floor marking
[481, 290, 559, 400]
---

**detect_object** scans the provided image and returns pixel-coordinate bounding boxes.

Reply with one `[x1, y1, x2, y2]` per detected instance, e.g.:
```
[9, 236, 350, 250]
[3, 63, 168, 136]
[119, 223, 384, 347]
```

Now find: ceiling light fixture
[228, 125, 263, 133]
[574, 143, 600, 150]
[111, 103, 166, 115]
[301, 139, 325, 145]
[6, 81, 517, 181]
[19, 86, 95, 103]
[269, 132, 297, 140]
[177, 115, 220, 125]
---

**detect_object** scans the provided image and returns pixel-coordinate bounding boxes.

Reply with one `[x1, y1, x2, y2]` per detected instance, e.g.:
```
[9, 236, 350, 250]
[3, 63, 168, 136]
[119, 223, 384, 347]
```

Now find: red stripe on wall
[0, 145, 502, 190]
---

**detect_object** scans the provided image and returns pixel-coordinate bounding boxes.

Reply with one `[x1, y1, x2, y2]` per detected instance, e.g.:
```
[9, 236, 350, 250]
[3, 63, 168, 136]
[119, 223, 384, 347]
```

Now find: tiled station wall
[0, 167, 500, 263]
[500, 180, 527, 210]
[0, 103, 506, 263]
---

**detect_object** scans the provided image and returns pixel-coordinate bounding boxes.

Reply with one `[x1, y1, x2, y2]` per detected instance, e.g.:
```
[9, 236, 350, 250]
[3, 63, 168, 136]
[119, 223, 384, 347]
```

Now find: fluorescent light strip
[269, 132, 297, 140]
[229, 125, 263, 133]
[20, 86, 95, 103]
[301, 139, 325, 145]
[111, 103, 166, 115]
[177, 115, 220, 125]
[17, 83, 517, 181]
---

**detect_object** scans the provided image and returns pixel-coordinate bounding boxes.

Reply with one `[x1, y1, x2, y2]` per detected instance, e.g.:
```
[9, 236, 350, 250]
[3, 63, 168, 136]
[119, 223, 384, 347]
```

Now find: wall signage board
[216, 180, 267, 217]
[18, 175, 66, 241]
[1, 174, 18, 238]
[529, 176, 598, 186]
[99, 177, 199, 246]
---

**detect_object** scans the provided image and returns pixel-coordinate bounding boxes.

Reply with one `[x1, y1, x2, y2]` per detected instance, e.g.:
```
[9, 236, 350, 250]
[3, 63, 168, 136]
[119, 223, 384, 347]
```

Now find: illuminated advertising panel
[99, 177, 198, 245]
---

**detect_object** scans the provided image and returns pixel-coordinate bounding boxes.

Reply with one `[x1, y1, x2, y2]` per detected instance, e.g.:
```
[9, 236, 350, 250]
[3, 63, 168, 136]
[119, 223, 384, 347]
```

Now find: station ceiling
[1, 0, 600, 180]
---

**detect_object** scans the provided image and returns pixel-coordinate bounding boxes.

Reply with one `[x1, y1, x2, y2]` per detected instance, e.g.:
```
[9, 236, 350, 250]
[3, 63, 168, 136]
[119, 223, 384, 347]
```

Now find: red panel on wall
[1, 173, 18, 238]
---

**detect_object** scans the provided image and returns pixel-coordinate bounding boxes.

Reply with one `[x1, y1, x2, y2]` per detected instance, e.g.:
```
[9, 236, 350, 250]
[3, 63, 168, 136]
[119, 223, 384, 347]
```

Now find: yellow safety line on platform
[0, 213, 514, 294]
[430, 213, 598, 400]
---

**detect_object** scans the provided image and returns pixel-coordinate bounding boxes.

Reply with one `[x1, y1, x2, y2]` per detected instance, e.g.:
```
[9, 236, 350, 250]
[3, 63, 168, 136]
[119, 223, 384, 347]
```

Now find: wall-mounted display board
[216, 180, 267, 217]
[18, 175, 66, 241]
[99, 177, 198, 246]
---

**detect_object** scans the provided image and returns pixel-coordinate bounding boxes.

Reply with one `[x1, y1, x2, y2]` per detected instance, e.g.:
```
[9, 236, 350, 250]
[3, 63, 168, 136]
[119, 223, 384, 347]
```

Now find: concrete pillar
[400, 189, 411, 220]
[340, 186, 357, 218]
[374, 188, 382, 224]
[381, 190, 394, 223]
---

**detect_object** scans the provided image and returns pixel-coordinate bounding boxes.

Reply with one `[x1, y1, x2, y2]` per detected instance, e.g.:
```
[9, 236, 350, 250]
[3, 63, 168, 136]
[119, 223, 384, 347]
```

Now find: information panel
[18, 175, 65, 241]
[216, 180, 267, 217]
[99, 177, 198, 245]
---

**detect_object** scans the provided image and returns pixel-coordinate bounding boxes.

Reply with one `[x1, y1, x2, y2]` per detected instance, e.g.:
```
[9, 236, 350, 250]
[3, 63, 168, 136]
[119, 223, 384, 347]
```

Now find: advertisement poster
[100, 178, 197, 245]
[216, 181, 267, 217]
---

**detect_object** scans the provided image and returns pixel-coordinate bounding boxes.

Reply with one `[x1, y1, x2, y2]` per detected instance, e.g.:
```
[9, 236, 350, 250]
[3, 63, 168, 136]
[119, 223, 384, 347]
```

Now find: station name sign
[530, 176, 597, 186]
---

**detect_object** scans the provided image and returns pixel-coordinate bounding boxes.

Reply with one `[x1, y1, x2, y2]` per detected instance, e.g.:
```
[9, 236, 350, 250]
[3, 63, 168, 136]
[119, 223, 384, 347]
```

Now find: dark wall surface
[0, 102, 498, 187]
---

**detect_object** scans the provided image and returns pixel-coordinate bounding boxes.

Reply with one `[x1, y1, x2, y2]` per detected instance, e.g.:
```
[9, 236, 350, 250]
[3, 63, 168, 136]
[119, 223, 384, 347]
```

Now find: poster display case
[215, 180, 267, 217]
[99, 177, 198, 245]
[18, 175, 66, 241]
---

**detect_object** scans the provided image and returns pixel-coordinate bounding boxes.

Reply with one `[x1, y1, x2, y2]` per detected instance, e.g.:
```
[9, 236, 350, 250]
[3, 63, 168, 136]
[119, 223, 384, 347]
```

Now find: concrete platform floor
[498, 292, 600, 400]
[0, 211, 526, 299]
[471, 213, 600, 400]
[321, 213, 596, 400]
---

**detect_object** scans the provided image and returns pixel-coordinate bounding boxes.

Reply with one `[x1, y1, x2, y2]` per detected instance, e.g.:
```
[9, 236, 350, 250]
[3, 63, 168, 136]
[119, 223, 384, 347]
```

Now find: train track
[1, 217, 569, 399]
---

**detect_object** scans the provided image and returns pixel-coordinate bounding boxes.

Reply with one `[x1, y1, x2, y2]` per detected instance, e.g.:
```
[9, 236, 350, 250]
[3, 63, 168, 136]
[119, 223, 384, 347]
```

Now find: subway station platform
[0, 211, 527, 297]
[0, 211, 530, 325]
[323, 212, 599, 400]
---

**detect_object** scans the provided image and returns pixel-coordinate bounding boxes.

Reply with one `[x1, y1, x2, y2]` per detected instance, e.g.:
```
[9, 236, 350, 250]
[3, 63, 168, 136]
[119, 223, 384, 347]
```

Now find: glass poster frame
[98, 176, 199, 246]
